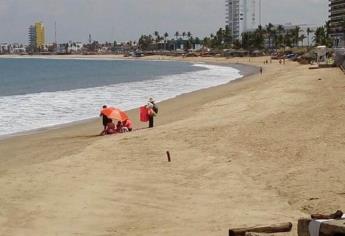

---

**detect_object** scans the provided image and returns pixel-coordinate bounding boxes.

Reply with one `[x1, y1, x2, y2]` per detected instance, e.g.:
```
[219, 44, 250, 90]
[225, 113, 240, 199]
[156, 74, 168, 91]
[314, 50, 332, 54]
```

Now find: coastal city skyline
[0, 0, 328, 44]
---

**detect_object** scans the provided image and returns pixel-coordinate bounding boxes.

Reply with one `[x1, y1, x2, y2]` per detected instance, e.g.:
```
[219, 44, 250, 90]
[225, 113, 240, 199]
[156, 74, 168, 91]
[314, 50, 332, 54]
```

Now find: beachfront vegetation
[313, 24, 333, 48]
[136, 22, 332, 54]
[138, 31, 201, 51]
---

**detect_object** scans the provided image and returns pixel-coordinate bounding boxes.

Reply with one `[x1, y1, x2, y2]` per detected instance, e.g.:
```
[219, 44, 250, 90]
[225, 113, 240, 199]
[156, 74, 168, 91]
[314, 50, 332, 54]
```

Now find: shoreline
[0, 59, 258, 141]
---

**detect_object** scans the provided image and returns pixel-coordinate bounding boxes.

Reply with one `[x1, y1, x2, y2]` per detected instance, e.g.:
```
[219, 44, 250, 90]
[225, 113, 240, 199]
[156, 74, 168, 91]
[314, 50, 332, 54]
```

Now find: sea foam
[0, 63, 242, 136]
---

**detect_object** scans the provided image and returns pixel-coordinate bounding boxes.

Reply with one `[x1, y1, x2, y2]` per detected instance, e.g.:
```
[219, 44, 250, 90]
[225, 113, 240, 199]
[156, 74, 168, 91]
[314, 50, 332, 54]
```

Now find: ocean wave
[0, 63, 242, 136]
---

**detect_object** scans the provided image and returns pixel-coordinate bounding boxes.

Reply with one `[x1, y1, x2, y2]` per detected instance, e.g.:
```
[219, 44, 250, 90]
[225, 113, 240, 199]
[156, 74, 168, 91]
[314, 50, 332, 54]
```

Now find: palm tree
[298, 34, 307, 47]
[313, 24, 332, 47]
[313, 27, 325, 46]
[182, 32, 186, 39]
[215, 28, 225, 48]
[271, 29, 278, 49]
[174, 32, 180, 51]
[284, 32, 292, 47]
[266, 23, 274, 49]
[202, 37, 209, 48]
[154, 31, 160, 50]
[254, 25, 265, 49]
[224, 25, 232, 47]
[241, 32, 251, 50]
[306, 27, 314, 47]
[194, 37, 201, 45]
[292, 26, 301, 47]
[175, 31, 179, 40]
[164, 32, 169, 50]
[277, 25, 285, 49]
[154, 31, 159, 39]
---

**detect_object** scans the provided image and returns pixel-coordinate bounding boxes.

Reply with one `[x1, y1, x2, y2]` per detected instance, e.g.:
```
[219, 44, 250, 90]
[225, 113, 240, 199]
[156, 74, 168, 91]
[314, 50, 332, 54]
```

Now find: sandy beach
[1, 56, 345, 236]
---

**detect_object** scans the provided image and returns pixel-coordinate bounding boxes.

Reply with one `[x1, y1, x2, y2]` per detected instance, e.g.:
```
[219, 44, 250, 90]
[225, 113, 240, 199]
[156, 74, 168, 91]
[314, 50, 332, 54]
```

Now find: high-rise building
[329, 0, 345, 47]
[28, 21, 45, 51]
[28, 25, 36, 49]
[35, 22, 45, 49]
[226, 0, 259, 41]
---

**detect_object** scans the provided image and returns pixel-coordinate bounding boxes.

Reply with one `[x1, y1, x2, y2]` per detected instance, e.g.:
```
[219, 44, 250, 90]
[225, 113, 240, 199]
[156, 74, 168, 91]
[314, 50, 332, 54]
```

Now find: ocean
[0, 57, 243, 136]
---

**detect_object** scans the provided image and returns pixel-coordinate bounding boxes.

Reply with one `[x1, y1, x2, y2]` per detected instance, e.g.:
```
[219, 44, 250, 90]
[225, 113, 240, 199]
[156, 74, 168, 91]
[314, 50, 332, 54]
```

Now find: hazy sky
[0, 0, 329, 44]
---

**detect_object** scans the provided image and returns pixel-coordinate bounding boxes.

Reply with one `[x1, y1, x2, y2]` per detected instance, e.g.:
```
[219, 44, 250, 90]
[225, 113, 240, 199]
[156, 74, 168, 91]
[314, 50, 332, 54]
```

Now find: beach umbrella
[101, 107, 128, 121]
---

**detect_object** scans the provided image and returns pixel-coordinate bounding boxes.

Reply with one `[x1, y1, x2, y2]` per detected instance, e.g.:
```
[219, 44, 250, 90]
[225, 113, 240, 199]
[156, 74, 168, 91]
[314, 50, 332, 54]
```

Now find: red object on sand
[140, 106, 149, 122]
[101, 107, 128, 121]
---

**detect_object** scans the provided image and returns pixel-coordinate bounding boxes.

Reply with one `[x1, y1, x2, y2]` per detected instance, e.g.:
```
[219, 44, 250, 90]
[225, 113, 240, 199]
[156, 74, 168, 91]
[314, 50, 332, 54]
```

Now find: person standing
[100, 105, 110, 131]
[147, 98, 158, 128]
[149, 98, 158, 114]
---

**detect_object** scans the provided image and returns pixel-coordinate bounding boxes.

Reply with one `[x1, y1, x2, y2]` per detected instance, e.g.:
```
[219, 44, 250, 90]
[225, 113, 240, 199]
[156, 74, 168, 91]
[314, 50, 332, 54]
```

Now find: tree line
[138, 31, 202, 51]
[135, 22, 333, 51]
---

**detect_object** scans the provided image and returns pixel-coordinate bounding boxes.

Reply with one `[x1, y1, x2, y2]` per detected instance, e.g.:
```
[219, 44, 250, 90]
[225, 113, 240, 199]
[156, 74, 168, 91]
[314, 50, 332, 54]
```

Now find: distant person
[116, 121, 122, 132]
[100, 105, 110, 131]
[100, 119, 116, 135]
[149, 97, 159, 114]
[147, 98, 158, 128]
[260, 67, 263, 75]
[122, 119, 133, 132]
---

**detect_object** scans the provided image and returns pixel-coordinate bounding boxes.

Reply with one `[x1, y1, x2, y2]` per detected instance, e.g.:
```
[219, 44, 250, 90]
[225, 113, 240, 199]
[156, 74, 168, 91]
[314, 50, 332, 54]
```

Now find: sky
[0, 0, 329, 44]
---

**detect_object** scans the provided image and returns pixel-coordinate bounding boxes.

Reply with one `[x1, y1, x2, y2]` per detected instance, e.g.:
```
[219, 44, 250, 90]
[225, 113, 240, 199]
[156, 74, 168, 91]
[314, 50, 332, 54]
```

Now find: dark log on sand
[311, 210, 343, 220]
[245, 232, 275, 236]
[229, 222, 293, 236]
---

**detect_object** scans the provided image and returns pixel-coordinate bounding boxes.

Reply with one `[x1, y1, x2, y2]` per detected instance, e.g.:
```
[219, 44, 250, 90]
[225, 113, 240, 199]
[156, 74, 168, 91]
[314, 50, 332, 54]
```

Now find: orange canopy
[101, 107, 128, 122]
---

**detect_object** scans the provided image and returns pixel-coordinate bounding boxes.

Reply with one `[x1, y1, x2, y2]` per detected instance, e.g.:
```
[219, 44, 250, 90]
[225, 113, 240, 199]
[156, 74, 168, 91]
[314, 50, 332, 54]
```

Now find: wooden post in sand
[229, 222, 293, 236]
[166, 151, 171, 162]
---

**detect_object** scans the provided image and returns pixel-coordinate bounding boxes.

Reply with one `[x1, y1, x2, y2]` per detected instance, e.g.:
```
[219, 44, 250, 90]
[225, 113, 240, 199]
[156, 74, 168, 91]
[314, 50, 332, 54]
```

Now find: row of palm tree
[228, 23, 330, 50]
[243, 24, 313, 50]
[137, 22, 333, 52]
[138, 31, 199, 51]
[197, 23, 315, 51]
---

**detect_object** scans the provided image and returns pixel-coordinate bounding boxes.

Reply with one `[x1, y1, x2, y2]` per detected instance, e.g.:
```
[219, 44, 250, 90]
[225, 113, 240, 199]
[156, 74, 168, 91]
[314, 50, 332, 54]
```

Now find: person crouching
[100, 119, 116, 135]
[122, 119, 133, 132]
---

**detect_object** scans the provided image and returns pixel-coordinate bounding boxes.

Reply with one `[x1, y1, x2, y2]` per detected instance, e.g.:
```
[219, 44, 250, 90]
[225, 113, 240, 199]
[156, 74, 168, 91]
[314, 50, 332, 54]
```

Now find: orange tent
[101, 107, 128, 121]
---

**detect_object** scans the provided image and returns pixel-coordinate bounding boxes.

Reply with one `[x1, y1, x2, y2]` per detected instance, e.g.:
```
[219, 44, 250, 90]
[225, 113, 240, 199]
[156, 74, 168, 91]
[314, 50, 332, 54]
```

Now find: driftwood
[245, 232, 275, 236]
[166, 151, 171, 162]
[311, 210, 343, 220]
[229, 222, 293, 236]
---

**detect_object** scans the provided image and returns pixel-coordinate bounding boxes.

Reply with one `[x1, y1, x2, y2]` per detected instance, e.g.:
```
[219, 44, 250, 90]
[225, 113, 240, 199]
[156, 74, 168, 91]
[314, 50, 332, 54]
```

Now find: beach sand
[1, 56, 345, 236]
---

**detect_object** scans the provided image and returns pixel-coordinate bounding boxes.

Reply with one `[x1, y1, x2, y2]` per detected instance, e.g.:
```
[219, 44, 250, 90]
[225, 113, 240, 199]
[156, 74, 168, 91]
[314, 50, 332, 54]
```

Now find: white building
[280, 23, 317, 47]
[226, 0, 259, 40]
[57, 42, 84, 54]
[68, 42, 83, 53]
[0, 43, 10, 54]
[12, 43, 26, 54]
